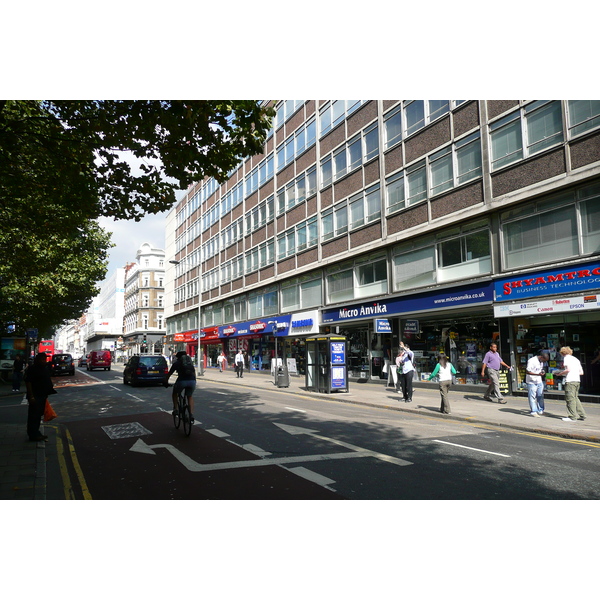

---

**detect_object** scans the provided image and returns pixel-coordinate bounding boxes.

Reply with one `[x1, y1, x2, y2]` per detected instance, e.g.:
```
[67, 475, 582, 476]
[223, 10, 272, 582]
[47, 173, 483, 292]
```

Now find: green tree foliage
[0, 100, 274, 334]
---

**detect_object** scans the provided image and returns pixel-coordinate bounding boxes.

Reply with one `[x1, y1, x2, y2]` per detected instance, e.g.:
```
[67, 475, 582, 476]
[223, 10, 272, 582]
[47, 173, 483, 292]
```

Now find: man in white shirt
[557, 346, 586, 422]
[235, 349, 245, 378]
[525, 350, 549, 417]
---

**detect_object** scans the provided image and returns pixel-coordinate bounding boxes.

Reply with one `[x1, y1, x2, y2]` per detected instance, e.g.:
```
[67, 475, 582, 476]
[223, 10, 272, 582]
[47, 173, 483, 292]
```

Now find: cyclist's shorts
[174, 379, 196, 396]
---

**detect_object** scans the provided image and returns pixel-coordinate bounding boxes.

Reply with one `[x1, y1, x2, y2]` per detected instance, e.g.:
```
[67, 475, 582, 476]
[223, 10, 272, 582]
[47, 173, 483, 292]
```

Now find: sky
[98, 209, 171, 280]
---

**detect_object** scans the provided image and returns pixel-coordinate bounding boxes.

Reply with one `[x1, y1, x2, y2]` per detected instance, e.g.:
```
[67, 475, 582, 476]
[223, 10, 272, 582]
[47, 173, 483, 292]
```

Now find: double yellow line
[50, 425, 93, 500]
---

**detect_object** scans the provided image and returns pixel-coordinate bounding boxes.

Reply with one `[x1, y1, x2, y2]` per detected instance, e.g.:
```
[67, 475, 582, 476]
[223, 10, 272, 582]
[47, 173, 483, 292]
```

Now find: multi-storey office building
[166, 100, 600, 396]
[123, 243, 166, 356]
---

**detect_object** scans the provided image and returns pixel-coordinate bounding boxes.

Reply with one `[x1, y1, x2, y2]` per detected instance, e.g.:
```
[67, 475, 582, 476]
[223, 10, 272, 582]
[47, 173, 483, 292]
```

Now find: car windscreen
[139, 357, 166, 369]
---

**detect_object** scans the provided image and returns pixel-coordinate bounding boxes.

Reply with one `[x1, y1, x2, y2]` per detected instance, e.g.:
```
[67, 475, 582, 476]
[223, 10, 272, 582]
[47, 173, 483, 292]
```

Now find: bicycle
[165, 383, 193, 436]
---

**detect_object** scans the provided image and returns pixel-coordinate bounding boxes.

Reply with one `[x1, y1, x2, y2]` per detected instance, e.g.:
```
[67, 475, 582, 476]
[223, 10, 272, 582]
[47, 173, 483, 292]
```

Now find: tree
[0, 100, 274, 333]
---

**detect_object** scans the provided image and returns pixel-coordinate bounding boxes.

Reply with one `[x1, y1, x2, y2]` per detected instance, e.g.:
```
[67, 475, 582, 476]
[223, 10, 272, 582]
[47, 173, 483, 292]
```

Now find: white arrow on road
[273, 423, 412, 467]
[129, 423, 412, 472]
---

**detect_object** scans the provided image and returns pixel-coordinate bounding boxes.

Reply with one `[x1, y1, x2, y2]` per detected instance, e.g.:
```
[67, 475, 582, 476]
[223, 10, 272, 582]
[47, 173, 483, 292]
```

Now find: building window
[384, 106, 402, 150]
[567, 100, 600, 137]
[319, 100, 363, 137]
[502, 204, 578, 270]
[277, 218, 317, 259]
[490, 101, 564, 171]
[276, 117, 316, 172]
[393, 221, 491, 290]
[282, 276, 322, 311]
[326, 254, 387, 303]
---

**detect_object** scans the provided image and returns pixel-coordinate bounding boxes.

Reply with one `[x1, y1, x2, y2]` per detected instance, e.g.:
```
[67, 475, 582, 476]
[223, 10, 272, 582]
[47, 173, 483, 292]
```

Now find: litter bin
[276, 365, 290, 388]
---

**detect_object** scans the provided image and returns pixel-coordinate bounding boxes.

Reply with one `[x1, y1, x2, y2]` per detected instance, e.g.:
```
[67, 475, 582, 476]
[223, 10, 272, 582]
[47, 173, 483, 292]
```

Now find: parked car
[87, 350, 112, 371]
[123, 355, 169, 386]
[78, 355, 88, 367]
[50, 353, 75, 376]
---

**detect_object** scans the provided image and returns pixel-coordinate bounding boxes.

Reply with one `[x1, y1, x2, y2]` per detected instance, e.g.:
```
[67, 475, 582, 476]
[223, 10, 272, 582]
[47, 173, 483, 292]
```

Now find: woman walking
[428, 354, 457, 414]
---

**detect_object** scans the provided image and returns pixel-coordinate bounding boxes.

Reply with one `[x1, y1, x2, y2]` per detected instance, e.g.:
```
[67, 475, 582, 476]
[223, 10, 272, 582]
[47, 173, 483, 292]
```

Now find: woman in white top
[428, 354, 457, 414]
[557, 346, 586, 422]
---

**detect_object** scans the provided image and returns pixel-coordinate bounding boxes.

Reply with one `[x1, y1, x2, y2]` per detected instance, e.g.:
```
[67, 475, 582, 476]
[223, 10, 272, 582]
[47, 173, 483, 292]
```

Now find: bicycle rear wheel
[182, 401, 192, 436]
[173, 405, 181, 429]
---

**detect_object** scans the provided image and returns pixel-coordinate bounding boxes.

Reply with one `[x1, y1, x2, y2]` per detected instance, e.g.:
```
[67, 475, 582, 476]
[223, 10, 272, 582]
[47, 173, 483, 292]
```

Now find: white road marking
[206, 428, 230, 438]
[433, 439, 511, 458]
[287, 466, 336, 487]
[285, 407, 306, 413]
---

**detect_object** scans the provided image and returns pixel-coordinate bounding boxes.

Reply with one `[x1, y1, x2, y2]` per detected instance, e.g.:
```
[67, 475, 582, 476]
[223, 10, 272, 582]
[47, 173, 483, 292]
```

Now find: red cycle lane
[60, 411, 342, 500]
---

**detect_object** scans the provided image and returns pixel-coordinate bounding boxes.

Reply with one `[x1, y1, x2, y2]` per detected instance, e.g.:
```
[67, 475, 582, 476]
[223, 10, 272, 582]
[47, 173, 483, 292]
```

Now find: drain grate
[102, 422, 153, 440]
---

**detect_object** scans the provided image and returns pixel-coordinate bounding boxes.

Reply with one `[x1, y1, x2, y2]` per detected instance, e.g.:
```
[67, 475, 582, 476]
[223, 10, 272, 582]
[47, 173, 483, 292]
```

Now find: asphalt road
[43, 366, 600, 500]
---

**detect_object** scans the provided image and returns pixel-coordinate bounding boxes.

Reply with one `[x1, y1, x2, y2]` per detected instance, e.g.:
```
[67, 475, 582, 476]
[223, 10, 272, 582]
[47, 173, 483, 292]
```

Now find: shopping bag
[44, 400, 57, 422]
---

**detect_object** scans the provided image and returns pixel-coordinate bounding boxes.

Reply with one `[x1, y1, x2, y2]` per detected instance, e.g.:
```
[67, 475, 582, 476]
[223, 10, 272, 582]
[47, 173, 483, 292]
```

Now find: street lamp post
[268, 320, 278, 385]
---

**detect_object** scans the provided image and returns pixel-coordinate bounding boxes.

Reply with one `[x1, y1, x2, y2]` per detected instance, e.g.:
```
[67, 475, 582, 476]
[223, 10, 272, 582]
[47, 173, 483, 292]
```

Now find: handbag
[44, 400, 57, 422]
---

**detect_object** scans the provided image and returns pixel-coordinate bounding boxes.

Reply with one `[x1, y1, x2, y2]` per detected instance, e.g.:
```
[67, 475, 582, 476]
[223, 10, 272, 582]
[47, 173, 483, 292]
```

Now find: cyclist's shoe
[172, 409, 178, 417]
[189, 414, 195, 423]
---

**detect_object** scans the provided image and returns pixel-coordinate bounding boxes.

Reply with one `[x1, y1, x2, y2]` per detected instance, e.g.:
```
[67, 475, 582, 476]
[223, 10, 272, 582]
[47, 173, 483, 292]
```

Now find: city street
[36, 365, 600, 500]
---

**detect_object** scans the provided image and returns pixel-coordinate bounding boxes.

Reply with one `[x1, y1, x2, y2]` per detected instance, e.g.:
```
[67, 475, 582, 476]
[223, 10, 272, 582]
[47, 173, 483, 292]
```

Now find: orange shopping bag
[44, 400, 57, 422]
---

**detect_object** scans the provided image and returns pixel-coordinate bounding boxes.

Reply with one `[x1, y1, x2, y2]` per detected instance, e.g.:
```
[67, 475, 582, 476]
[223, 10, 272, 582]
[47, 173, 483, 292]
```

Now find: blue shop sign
[494, 261, 600, 302]
[218, 315, 291, 338]
[374, 318, 392, 333]
[322, 281, 493, 324]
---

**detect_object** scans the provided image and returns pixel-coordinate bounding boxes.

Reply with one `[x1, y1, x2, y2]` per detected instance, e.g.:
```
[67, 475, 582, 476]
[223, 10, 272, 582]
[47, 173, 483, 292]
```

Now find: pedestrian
[217, 352, 225, 372]
[396, 342, 415, 402]
[12, 353, 25, 392]
[235, 349, 244, 378]
[481, 342, 511, 404]
[556, 346, 586, 422]
[428, 354, 457, 414]
[23, 352, 56, 442]
[525, 350, 549, 416]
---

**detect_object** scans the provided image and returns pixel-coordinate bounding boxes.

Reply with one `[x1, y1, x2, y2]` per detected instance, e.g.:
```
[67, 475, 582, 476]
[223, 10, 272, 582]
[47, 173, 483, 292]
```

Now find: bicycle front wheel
[182, 403, 192, 436]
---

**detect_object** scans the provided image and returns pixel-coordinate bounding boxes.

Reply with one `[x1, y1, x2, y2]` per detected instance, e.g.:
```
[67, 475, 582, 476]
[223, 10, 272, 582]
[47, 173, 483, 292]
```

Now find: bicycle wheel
[173, 404, 182, 429]
[182, 401, 192, 436]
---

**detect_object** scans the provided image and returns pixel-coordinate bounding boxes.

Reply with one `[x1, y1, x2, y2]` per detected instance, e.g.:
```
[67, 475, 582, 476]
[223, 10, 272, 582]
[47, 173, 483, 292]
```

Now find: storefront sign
[374, 318, 392, 333]
[494, 294, 600, 317]
[403, 319, 419, 334]
[494, 261, 600, 301]
[322, 282, 493, 324]
[290, 310, 319, 335]
[218, 316, 292, 338]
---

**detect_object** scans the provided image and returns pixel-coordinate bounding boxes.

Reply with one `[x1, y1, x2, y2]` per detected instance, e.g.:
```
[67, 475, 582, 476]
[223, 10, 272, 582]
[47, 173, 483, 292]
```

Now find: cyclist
[165, 351, 197, 421]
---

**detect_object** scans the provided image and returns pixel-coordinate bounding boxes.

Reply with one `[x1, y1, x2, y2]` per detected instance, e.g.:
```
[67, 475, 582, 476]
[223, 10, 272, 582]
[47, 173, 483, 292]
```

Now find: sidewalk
[2, 365, 599, 500]
[200, 366, 600, 444]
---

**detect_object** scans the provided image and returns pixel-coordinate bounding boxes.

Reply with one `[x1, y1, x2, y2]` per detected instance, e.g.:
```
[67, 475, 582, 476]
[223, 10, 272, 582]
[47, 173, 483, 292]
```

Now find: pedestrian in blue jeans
[525, 350, 549, 417]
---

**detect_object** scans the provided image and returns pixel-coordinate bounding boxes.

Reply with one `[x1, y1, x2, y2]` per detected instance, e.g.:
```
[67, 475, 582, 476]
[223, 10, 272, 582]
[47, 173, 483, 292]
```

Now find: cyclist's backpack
[180, 354, 195, 378]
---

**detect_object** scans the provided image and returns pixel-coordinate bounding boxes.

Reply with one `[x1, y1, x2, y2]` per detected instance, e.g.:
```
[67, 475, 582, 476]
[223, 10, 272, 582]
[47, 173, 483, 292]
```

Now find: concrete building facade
[165, 100, 600, 397]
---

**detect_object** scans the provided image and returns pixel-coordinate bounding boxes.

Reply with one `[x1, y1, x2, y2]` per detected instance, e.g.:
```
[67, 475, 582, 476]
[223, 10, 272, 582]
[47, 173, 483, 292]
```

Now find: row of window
[194, 181, 600, 323]
[180, 100, 600, 230]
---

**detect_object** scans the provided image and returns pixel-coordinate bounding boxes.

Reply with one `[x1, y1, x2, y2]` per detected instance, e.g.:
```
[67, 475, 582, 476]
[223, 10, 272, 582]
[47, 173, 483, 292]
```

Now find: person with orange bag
[24, 352, 56, 442]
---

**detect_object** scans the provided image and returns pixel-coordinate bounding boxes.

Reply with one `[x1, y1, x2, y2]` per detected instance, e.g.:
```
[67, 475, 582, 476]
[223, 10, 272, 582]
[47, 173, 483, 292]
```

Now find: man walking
[235, 349, 244, 378]
[556, 346, 586, 422]
[525, 350, 549, 416]
[481, 342, 511, 404]
[24, 352, 55, 442]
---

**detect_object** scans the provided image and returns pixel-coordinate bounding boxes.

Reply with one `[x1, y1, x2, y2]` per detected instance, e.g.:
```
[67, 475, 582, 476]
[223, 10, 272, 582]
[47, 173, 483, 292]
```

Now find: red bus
[39, 340, 55, 360]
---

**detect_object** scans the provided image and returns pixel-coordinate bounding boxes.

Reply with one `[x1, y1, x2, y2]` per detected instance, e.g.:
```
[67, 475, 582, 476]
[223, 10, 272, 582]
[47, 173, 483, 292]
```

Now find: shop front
[494, 260, 600, 399]
[277, 310, 320, 376]
[219, 319, 278, 371]
[200, 326, 222, 369]
[321, 280, 499, 389]
[171, 330, 198, 362]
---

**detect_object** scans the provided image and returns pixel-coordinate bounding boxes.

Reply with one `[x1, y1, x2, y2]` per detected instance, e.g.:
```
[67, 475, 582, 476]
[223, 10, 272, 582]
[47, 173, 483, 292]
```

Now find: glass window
[334, 147, 347, 180]
[282, 285, 300, 311]
[439, 237, 462, 267]
[386, 173, 405, 213]
[456, 134, 482, 184]
[364, 124, 379, 161]
[322, 210, 334, 241]
[350, 195, 364, 229]
[348, 136, 362, 171]
[491, 113, 523, 170]
[526, 101, 563, 155]
[263, 291, 278, 316]
[394, 246, 436, 290]
[321, 156, 332, 188]
[384, 107, 402, 149]
[306, 166, 317, 197]
[430, 147, 453, 196]
[503, 206, 578, 269]
[365, 185, 381, 222]
[296, 174, 306, 204]
[327, 269, 354, 303]
[406, 161, 427, 204]
[301, 278, 322, 308]
[332, 100, 345, 127]
[580, 198, 600, 254]
[429, 100, 449, 121]
[335, 205, 348, 236]
[405, 101, 425, 136]
[568, 100, 600, 136]
[320, 104, 332, 136]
